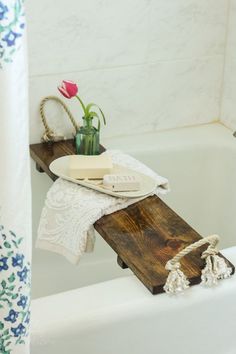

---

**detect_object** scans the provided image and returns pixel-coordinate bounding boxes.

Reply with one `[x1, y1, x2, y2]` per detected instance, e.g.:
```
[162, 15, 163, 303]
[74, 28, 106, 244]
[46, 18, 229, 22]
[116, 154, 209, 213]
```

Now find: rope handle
[39, 96, 80, 142]
[165, 234, 219, 271]
[164, 234, 232, 294]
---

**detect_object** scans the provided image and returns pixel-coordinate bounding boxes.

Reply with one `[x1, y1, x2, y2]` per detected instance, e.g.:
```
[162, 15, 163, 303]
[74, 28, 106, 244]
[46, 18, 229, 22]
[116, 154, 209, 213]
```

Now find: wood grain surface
[30, 140, 235, 294]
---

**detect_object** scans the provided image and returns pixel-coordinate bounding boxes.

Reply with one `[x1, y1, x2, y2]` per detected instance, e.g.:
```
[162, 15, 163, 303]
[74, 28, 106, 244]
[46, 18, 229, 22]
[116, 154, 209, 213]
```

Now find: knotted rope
[40, 96, 79, 142]
[165, 235, 219, 270]
[164, 234, 232, 294]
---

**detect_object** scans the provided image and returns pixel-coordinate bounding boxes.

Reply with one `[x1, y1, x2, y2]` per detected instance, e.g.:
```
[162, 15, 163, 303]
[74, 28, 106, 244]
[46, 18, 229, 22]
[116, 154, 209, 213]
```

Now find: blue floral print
[0, 257, 8, 271]
[12, 253, 24, 268]
[11, 323, 26, 337]
[0, 2, 8, 20]
[17, 266, 29, 283]
[0, 0, 25, 67]
[0, 225, 31, 352]
[24, 311, 30, 325]
[2, 30, 22, 47]
[17, 295, 27, 309]
[4, 309, 19, 323]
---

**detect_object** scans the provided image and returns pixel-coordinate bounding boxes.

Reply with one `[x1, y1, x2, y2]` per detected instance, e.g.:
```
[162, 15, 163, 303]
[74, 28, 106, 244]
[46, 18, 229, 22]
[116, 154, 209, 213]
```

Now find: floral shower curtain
[0, 1, 31, 353]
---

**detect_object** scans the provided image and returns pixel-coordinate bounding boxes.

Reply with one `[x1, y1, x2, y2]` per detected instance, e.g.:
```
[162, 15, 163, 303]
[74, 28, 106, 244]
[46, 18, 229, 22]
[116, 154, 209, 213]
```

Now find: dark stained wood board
[30, 139, 105, 181]
[30, 140, 235, 294]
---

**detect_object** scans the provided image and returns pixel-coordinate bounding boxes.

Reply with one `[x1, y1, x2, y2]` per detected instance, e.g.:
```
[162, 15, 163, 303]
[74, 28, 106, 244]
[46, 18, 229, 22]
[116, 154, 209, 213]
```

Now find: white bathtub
[31, 123, 236, 354]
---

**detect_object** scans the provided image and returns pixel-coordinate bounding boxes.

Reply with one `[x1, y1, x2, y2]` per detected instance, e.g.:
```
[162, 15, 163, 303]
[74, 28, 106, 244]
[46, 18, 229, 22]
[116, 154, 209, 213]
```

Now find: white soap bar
[103, 174, 141, 192]
[69, 153, 113, 179]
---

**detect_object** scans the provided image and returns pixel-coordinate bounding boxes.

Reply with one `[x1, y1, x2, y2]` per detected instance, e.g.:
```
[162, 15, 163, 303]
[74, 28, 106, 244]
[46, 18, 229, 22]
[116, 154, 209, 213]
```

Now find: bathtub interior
[133, 144, 236, 249]
[31, 123, 236, 299]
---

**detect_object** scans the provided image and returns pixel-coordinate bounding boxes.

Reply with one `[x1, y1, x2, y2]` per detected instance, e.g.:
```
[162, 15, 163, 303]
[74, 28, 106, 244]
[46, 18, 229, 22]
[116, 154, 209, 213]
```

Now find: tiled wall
[27, 0, 229, 143]
[221, 0, 236, 131]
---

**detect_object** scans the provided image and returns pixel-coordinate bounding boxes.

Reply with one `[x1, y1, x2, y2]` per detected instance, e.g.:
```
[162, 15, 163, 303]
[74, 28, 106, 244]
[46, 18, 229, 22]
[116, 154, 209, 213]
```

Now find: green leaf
[3, 242, 11, 249]
[17, 237, 23, 245]
[1, 297, 12, 306]
[98, 107, 106, 125]
[86, 103, 106, 125]
[12, 240, 18, 248]
[9, 231, 16, 238]
[7, 251, 14, 257]
[9, 49, 15, 55]
[5, 292, 13, 297]
[88, 111, 101, 131]
[8, 273, 15, 283]
[89, 111, 99, 118]
[7, 285, 15, 291]
[0, 322, 4, 330]
[16, 337, 22, 345]
[5, 343, 11, 350]
[11, 294, 18, 300]
[3, 329, 9, 336]
[1, 280, 6, 289]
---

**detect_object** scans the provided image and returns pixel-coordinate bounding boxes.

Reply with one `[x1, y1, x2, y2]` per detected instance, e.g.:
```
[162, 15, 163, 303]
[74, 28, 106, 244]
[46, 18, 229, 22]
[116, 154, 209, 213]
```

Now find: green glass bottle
[75, 117, 100, 155]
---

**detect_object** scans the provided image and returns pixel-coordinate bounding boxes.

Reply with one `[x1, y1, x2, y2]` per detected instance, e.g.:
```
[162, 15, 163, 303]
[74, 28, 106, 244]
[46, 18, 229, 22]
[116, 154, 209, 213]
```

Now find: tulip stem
[75, 95, 87, 117]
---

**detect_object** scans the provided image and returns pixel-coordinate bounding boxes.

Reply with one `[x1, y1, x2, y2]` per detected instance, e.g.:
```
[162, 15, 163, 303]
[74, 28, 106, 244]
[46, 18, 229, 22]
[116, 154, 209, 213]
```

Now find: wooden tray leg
[117, 256, 128, 269]
[36, 162, 45, 173]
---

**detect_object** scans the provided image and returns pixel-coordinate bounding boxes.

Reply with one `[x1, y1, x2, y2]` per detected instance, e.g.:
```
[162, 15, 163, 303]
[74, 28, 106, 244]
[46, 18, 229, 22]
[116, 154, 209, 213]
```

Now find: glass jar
[75, 117, 100, 155]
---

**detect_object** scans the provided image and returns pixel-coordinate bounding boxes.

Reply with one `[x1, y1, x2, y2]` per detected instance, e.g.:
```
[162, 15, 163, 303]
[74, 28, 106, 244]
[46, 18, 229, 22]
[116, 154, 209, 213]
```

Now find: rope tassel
[201, 250, 232, 286]
[213, 254, 232, 279]
[163, 262, 189, 294]
[201, 255, 218, 286]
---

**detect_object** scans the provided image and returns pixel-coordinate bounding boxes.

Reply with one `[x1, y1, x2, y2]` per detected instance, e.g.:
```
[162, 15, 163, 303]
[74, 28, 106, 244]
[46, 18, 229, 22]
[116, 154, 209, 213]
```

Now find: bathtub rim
[103, 122, 235, 154]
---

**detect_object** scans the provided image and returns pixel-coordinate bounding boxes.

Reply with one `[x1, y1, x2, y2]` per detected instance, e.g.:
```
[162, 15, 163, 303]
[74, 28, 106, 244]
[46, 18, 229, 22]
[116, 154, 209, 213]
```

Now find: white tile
[27, 0, 228, 139]
[29, 56, 223, 143]
[221, 57, 236, 131]
[29, 65, 153, 143]
[147, 56, 223, 131]
[220, 0, 236, 130]
[26, 0, 150, 76]
[227, 0, 236, 60]
[148, 0, 228, 62]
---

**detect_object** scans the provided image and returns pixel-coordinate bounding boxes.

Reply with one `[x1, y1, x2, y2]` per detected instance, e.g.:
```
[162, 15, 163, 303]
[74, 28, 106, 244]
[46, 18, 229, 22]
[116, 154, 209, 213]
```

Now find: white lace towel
[36, 150, 169, 264]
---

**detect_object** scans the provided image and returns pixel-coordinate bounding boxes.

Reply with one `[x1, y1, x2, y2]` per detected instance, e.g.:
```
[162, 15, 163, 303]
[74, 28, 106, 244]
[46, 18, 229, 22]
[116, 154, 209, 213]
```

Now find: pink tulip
[58, 80, 78, 99]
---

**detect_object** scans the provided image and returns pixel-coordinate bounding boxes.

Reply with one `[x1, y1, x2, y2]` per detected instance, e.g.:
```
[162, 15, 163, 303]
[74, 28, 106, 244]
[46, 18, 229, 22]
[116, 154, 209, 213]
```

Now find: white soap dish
[49, 155, 157, 199]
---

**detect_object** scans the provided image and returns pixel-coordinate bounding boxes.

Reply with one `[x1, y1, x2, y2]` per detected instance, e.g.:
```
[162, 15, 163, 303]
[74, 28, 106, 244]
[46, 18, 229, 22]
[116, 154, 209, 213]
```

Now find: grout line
[103, 121, 221, 142]
[29, 62, 147, 79]
[219, 0, 231, 122]
[29, 54, 224, 79]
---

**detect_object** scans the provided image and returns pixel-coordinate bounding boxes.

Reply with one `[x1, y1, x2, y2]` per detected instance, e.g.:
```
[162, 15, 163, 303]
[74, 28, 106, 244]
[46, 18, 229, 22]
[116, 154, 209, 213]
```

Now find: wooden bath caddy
[30, 140, 235, 294]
